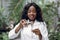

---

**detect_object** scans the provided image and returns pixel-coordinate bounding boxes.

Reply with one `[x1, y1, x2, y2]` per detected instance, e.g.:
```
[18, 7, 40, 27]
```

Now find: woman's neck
[29, 20, 35, 25]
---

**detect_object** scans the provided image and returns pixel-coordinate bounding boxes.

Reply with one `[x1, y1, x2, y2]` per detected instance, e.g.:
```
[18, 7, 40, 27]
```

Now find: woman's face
[27, 6, 36, 21]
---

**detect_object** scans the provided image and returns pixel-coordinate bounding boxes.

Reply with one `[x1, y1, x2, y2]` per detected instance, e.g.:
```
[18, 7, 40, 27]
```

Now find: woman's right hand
[15, 19, 27, 33]
[20, 19, 27, 28]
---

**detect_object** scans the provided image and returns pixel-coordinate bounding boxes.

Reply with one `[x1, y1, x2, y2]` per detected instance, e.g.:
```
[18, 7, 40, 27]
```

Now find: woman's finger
[32, 29, 39, 32]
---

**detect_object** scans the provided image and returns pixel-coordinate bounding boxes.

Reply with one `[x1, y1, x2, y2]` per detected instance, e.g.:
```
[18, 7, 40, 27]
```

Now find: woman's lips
[30, 15, 34, 18]
[31, 16, 33, 17]
[29, 15, 36, 20]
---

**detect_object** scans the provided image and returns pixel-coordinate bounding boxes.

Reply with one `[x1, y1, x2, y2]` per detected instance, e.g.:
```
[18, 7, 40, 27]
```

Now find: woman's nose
[30, 12, 33, 14]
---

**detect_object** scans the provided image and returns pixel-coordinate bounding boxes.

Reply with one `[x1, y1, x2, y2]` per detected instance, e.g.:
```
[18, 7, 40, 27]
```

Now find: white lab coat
[8, 20, 49, 40]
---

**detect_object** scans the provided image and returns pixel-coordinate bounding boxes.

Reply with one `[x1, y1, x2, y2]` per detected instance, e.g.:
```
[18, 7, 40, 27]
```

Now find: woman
[8, 2, 49, 40]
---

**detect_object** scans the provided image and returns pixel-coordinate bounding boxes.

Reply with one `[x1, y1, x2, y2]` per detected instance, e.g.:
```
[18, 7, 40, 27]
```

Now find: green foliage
[0, 32, 9, 40]
[0, 8, 7, 28]
[0, 8, 9, 40]
[9, 0, 25, 23]
[2, 32, 9, 40]
[39, 1, 58, 27]
[39, 1, 60, 40]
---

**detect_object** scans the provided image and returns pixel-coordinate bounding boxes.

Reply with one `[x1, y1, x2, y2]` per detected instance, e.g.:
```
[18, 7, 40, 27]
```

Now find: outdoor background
[0, 0, 60, 40]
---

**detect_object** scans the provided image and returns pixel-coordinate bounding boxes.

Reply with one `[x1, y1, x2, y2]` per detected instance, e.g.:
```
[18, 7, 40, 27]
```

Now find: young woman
[8, 2, 49, 40]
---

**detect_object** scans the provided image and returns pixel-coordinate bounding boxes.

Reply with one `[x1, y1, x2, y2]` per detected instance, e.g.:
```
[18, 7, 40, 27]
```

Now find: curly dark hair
[21, 2, 43, 22]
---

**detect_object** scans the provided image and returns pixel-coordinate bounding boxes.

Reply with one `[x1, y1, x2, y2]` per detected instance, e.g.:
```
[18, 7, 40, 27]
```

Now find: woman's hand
[20, 19, 27, 28]
[32, 29, 41, 35]
[32, 29, 42, 40]
[15, 19, 27, 33]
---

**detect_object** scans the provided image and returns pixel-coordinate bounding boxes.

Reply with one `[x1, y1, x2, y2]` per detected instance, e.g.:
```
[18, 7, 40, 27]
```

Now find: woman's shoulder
[36, 21, 46, 26]
[40, 21, 46, 25]
[36, 20, 46, 24]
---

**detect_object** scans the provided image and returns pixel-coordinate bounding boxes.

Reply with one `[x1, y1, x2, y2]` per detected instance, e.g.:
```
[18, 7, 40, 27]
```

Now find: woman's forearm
[15, 23, 23, 33]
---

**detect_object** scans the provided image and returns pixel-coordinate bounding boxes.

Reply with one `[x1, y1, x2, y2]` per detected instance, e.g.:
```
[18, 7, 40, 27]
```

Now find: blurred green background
[0, 0, 60, 40]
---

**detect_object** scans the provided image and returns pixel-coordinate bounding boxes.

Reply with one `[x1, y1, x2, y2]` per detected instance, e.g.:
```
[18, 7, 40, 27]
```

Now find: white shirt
[8, 20, 49, 40]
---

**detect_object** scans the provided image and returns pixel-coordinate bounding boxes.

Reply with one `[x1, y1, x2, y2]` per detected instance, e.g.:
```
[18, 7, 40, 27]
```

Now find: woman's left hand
[32, 29, 42, 40]
[32, 29, 41, 35]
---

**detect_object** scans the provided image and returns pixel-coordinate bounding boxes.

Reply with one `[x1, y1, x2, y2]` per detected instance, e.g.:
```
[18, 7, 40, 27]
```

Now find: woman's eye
[28, 11, 31, 13]
[28, 11, 36, 13]
[32, 9, 36, 13]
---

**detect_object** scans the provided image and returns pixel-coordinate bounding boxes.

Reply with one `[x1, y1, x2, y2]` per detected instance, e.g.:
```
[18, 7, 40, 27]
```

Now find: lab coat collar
[27, 20, 39, 25]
